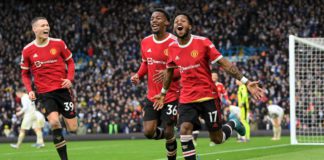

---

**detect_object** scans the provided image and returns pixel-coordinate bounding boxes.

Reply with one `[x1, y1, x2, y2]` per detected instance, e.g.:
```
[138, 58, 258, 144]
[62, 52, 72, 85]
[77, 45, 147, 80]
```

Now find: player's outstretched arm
[217, 58, 264, 100]
[153, 68, 174, 110]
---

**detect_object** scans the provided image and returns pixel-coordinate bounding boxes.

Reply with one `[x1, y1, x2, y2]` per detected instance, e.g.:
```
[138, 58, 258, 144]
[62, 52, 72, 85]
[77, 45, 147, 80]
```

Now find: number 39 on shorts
[166, 104, 177, 116]
[64, 102, 74, 111]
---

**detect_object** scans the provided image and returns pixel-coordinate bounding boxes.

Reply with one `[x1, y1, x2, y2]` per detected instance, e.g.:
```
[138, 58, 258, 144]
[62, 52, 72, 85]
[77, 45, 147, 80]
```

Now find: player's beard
[174, 28, 190, 39]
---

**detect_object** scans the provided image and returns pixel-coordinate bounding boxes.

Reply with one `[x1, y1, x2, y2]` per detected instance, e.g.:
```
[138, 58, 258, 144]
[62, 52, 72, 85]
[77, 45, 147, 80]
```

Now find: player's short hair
[211, 69, 218, 74]
[174, 11, 193, 25]
[31, 17, 47, 27]
[152, 8, 170, 22]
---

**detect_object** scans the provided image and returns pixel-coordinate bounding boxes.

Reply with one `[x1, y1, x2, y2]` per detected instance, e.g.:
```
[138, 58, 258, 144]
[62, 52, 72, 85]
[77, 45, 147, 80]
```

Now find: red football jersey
[167, 35, 223, 103]
[21, 38, 75, 93]
[139, 33, 180, 103]
[215, 82, 229, 101]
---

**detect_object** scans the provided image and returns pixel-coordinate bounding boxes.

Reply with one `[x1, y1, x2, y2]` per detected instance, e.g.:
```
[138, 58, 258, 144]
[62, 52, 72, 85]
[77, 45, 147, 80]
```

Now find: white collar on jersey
[33, 37, 50, 47]
[177, 34, 193, 48]
[153, 33, 172, 44]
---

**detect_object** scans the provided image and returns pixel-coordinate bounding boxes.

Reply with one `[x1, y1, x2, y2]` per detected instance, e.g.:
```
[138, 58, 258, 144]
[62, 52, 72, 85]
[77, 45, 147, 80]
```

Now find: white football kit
[20, 94, 45, 130]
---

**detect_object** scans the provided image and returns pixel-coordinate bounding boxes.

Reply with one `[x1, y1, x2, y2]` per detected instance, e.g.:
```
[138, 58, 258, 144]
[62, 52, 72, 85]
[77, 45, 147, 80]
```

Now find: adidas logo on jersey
[147, 48, 152, 53]
[33, 53, 38, 58]
[175, 56, 180, 60]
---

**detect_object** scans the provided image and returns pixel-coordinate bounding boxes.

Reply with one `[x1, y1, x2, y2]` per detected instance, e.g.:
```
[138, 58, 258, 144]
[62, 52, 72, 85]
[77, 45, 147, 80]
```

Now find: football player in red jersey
[131, 9, 179, 160]
[21, 17, 77, 160]
[154, 13, 264, 160]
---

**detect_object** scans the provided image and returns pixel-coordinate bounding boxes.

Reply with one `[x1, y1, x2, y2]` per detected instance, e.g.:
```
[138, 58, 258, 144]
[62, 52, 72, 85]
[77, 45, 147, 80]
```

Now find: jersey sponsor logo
[147, 48, 152, 53]
[147, 58, 166, 65]
[164, 49, 168, 56]
[190, 50, 199, 58]
[33, 53, 38, 58]
[50, 48, 57, 56]
[34, 59, 58, 68]
[179, 64, 201, 73]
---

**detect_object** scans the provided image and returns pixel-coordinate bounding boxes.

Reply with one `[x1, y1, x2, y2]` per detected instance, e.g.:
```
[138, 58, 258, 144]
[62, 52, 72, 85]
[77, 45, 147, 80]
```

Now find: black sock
[180, 135, 196, 160]
[53, 128, 68, 160]
[166, 136, 177, 160]
[153, 127, 165, 140]
[192, 130, 199, 141]
[221, 121, 234, 142]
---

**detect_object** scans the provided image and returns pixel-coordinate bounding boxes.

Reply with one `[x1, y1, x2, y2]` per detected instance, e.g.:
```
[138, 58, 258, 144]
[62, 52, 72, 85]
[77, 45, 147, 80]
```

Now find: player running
[10, 89, 45, 149]
[153, 12, 264, 160]
[21, 17, 77, 160]
[131, 9, 179, 160]
[192, 71, 232, 147]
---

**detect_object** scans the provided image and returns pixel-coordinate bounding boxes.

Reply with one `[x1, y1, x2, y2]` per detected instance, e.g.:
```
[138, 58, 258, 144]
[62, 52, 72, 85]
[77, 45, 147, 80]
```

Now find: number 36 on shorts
[166, 104, 177, 116]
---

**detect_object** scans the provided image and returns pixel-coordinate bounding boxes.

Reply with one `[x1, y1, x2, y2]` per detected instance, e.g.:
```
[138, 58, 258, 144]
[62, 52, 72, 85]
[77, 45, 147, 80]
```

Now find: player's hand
[153, 93, 165, 110]
[28, 91, 36, 100]
[61, 78, 72, 88]
[247, 81, 265, 100]
[131, 73, 140, 85]
[226, 100, 232, 105]
[153, 70, 166, 83]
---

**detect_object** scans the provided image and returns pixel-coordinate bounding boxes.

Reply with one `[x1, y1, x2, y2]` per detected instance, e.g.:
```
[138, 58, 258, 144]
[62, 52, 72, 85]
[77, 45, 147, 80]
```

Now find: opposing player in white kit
[10, 89, 45, 149]
[267, 104, 284, 140]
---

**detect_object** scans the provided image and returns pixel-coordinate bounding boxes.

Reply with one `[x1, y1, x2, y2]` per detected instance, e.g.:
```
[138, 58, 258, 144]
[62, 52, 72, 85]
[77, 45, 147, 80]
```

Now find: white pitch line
[1, 146, 95, 156]
[154, 144, 290, 160]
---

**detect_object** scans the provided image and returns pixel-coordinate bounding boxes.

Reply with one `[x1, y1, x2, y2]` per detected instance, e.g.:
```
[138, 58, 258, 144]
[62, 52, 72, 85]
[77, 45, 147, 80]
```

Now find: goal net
[289, 35, 324, 145]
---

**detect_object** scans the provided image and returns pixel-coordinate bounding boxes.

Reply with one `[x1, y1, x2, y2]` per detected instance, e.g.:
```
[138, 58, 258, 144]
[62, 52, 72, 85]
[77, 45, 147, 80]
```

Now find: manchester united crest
[50, 48, 57, 55]
[164, 49, 168, 56]
[191, 50, 199, 58]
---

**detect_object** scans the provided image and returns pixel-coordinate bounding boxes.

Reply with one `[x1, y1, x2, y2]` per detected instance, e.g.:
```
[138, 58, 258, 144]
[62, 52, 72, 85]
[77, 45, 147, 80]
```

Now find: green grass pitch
[1, 136, 324, 160]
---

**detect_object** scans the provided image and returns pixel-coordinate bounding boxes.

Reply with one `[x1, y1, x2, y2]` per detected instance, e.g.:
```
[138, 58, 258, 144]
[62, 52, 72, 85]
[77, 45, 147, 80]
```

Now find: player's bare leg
[63, 117, 78, 132]
[143, 120, 164, 139]
[33, 128, 45, 148]
[164, 124, 177, 160]
[271, 118, 281, 140]
[48, 112, 68, 160]
[180, 122, 196, 160]
[10, 129, 26, 149]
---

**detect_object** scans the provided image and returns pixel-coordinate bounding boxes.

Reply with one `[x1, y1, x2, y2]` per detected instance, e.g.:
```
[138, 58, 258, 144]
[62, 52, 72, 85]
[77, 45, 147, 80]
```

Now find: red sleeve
[66, 58, 75, 82]
[20, 50, 32, 92]
[204, 38, 223, 64]
[137, 61, 148, 79]
[60, 40, 75, 82]
[60, 40, 73, 61]
[137, 44, 148, 79]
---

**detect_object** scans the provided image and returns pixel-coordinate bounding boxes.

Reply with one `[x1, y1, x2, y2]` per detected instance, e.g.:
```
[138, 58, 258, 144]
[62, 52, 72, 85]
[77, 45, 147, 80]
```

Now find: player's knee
[180, 123, 193, 135]
[68, 124, 78, 132]
[210, 136, 223, 144]
[143, 128, 155, 139]
[164, 130, 174, 140]
[49, 120, 61, 129]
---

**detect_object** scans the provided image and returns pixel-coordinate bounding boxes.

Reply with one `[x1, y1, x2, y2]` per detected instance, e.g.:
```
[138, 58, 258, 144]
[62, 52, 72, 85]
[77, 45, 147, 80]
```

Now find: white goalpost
[289, 35, 324, 145]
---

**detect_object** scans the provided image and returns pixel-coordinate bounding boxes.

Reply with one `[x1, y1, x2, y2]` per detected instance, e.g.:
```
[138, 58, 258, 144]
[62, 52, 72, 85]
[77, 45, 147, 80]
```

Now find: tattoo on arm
[163, 68, 174, 90]
[217, 58, 243, 80]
